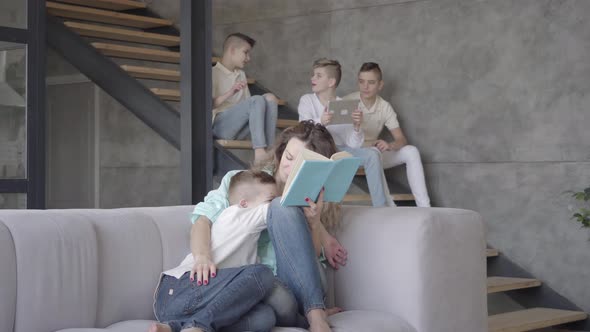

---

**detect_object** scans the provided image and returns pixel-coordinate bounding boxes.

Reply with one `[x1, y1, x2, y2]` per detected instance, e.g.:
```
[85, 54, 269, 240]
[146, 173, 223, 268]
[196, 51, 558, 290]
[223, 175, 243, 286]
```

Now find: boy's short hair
[313, 58, 342, 87]
[359, 62, 383, 81]
[223, 33, 256, 52]
[228, 170, 275, 202]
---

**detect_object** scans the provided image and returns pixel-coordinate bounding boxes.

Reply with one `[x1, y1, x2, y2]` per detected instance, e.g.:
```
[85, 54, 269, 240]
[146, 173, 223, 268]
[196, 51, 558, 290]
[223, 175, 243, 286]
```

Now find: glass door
[0, 0, 46, 209]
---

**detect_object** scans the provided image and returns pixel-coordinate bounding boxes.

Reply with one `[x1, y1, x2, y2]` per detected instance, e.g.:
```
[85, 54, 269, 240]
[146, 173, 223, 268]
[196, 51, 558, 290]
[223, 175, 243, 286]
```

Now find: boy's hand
[230, 81, 247, 94]
[374, 139, 390, 152]
[351, 108, 363, 131]
[190, 254, 217, 286]
[321, 106, 333, 125]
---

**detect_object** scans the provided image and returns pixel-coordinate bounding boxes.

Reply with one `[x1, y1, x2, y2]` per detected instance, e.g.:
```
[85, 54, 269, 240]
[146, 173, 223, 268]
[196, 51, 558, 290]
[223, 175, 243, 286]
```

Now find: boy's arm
[388, 127, 408, 151]
[213, 81, 247, 108]
[345, 110, 365, 148]
[189, 216, 217, 283]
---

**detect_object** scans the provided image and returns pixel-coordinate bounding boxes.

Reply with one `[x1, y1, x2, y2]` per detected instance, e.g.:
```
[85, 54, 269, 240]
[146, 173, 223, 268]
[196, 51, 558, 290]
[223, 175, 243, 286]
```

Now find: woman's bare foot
[306, 308, 332, 332]
[326, 307, 343, 316]
[180, 328, 204, 332]
[148, 323, 172, 332]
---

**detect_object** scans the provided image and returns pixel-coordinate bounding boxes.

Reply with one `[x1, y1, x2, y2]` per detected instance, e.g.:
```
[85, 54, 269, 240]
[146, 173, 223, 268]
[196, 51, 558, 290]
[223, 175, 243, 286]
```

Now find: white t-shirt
[298, 93, 364, 148]
[163, 203, 269, 279]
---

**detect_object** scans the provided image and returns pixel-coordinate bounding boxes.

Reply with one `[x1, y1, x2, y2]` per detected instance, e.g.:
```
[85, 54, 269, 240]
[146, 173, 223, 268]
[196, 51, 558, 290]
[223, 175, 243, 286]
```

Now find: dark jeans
[154, 265, 275, 332]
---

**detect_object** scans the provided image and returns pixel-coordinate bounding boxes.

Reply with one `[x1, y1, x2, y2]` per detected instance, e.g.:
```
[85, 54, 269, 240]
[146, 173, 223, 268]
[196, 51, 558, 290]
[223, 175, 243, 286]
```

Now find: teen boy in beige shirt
[344, 62, 431, 207]
[212, 33, 279, 164]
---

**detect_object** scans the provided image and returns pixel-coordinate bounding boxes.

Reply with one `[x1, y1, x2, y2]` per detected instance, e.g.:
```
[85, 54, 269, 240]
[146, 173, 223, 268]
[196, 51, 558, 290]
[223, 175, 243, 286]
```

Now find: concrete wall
[206, 0, 590, 312]
[0, 0, 26, 29]
[45, 50, 180, 209]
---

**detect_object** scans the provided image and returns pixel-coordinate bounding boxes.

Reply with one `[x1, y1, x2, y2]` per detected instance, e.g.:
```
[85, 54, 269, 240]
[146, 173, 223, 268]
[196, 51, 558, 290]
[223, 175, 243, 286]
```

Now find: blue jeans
[266, 197, 326, 315]
[338, 145, 394, 207]
[264, 279, 308, 328]
[213, 95, 278, 149]
[154, 265, 275, 332]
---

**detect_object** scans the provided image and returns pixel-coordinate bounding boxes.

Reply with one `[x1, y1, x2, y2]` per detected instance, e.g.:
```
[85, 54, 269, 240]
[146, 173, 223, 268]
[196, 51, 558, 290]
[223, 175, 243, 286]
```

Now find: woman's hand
[190, 254, 217, 286]
[304, 188, 324, 229]
[321, 106, 333, 125]
[323, 234, 348, 269]
[351, 108, 363, 131]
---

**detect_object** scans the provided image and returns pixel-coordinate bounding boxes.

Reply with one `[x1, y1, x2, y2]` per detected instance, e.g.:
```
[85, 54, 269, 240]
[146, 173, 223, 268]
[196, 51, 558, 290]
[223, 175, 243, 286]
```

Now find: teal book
[280, 149, 362, 206]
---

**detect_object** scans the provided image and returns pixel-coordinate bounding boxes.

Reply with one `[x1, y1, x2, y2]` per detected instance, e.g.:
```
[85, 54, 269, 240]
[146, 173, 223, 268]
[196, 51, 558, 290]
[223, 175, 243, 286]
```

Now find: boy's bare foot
[148, 323, 172, 332]
[253, 148, 270, 166]
[326, 307, 343, 316]
[306, 308, 332, 332]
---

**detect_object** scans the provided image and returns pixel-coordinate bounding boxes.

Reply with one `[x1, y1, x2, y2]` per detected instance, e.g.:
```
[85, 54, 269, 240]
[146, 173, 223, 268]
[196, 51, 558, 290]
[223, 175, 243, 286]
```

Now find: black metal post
[26, 0, 47, 209]
[180, 0, 213, 204]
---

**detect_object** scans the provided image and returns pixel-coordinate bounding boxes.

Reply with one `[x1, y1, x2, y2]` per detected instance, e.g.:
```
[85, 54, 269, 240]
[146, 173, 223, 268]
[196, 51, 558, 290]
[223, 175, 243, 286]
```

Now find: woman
[190, 121, 348, 332]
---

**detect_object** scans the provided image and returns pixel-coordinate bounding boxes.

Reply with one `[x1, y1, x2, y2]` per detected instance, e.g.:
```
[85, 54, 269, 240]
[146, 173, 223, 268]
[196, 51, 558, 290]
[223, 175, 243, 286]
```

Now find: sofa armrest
[333, 207, 487, 332]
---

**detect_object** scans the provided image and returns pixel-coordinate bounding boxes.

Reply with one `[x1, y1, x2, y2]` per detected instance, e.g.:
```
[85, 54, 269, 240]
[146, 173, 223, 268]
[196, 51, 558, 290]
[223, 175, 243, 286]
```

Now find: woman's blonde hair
[256, 120, 342, 230]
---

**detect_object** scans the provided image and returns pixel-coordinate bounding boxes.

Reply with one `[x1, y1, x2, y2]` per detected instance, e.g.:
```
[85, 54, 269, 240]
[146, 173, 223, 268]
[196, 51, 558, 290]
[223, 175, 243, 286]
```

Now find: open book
[280, 148, 362, 206]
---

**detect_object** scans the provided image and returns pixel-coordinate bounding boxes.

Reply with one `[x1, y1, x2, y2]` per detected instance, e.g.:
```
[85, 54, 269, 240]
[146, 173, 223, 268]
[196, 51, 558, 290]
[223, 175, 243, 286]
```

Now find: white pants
[381, 145, 431, 207]
[341, 144, 431, 207]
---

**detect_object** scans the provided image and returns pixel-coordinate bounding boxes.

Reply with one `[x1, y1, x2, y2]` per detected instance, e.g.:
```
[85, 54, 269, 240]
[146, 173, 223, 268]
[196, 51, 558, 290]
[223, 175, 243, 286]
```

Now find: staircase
[45, 0, 588, 330]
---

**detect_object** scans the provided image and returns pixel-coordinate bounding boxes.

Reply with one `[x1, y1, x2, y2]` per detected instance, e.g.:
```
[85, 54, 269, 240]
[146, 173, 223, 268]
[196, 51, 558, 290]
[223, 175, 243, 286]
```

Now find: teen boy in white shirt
[344, 62, 431, 207]
[298, 58, 364, 149]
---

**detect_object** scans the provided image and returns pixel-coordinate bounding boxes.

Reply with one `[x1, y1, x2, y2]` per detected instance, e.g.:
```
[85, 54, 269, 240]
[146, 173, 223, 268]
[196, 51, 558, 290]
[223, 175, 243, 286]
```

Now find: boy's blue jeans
[338, 145, 394, 207]
[266, 198, 326, 315]
[154, 265, 275, 332]
[212, 95, 278, 149]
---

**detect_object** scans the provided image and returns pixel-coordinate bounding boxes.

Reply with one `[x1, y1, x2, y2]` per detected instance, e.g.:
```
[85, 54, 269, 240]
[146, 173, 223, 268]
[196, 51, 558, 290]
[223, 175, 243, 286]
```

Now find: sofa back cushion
[78, 207, 192, 327]
[0, 206, 193, 332]
[0, 210, 99, 332]
[0, 220, 17, 332]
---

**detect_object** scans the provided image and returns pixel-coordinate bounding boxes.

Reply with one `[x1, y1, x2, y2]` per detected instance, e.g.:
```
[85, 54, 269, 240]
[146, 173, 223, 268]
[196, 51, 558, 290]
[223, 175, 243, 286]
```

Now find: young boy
[150, 170, 279, 332]
[297, 58, 364, 149]
[212, 33, 279, 164]
[343, 62, 430, 207]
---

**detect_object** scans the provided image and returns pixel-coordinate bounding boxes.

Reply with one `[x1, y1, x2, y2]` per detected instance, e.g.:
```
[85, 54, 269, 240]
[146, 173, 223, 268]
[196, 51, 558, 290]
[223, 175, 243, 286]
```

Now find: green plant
[567, 187, 590, 228]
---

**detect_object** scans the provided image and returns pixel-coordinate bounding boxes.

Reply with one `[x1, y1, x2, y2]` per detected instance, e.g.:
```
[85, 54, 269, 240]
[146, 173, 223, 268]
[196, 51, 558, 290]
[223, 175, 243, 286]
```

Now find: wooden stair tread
[151, 88, 180, 101]
[65, 21, 179, 46]
[54, 0, 146, 11]
[343, 193, 415, 202]
[123, 65, 180, 81]
[487, 248, 499, 257]
[47, 2, 172, 29]
[92, 42, 181, 63]
[487, 276, 541, 294]
[276, 119, 299, 128]
[152, 87, 285, 104]
[488, 308, 587, 332]
[215, 139, 253, 149]
[122, 65, 255, 84]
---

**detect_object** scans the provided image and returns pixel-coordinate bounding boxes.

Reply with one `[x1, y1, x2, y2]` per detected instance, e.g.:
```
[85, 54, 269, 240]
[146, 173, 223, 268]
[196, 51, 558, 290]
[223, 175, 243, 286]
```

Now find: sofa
[0, 205, 487, 332]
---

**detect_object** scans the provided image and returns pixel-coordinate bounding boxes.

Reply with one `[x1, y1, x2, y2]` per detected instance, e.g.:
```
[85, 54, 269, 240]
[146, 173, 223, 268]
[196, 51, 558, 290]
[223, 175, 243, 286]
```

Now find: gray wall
[206, 0, 590, 312]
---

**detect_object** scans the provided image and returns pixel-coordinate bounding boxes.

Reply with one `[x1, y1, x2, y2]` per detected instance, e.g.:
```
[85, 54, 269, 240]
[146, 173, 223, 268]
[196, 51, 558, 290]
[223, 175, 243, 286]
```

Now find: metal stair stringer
[47, 15, 180, 148]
